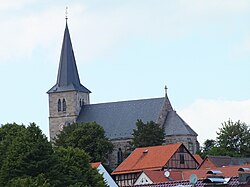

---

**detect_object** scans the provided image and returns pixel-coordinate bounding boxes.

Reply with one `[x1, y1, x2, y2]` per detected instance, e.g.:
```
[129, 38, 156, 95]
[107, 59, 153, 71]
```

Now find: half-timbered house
[112, 143, 199, 186]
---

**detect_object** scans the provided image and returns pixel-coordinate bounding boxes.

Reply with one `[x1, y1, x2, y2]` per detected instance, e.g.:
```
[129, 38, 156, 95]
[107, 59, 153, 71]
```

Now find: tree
[7, 174, 51, 187]
[131, 120, 165, 149]
[0, 123, 54, 186]
[199, 119, 250, 157]
[54, 122, 113, 163]
[216, 119, 250, 157]
[52, 147, 106, 187]
[0, 122, 106, 187]
[199, 139, 217, 158]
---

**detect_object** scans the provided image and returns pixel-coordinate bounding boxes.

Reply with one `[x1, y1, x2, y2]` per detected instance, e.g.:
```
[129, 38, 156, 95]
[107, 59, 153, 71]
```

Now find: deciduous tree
[216, 119, 250, 157]
[54, 122, 113, 163]
[0, 123, 106, 186]
[199, 119, 250, 157]
[131, 120, 165, 149]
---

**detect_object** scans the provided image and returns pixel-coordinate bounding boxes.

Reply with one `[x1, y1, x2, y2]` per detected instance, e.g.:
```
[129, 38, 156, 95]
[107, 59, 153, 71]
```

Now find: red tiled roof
[193, 154, 203, 165]
[112, 143, 182, 175]
[90, 162, 101, 168]
[182, 164, 250, 180]
[143, 170, 183, 183]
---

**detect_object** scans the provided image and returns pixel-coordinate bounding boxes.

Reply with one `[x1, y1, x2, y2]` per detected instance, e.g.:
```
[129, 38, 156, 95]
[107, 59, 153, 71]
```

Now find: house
[132, 165, 250, 187]
[112, 143, 199, 186]
[198, 156, 250, 169]
[90, 162, 118, 187]
[134, 170, 182, 185]
[47, 19, 199, 169]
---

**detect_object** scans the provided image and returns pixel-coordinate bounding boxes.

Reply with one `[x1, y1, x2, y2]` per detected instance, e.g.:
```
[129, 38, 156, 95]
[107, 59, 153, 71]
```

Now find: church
[47, 20, 199, 169]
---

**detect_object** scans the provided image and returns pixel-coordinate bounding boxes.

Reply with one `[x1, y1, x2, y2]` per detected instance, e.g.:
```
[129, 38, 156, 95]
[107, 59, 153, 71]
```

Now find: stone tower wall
[48, 91, 89, 140]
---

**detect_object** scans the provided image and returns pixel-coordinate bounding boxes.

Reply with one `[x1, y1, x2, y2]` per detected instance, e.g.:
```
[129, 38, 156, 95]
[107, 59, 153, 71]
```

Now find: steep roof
[193, 154, 203, 165]
[112, 143, 182, 175]
[163, 111, 197, 136]
[47, 22, 91, 93]
[77, 97, 165, 139]
[77, 97, 198, 140]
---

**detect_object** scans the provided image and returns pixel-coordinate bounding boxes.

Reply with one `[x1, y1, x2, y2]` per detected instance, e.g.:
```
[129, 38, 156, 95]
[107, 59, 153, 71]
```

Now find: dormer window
[62, 99, 66, 111]
[58, 99, 61, 112]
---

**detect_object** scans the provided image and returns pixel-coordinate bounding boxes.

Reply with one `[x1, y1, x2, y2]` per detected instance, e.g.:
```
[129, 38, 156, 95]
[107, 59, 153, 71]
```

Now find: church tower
[47, 20, 91, 140]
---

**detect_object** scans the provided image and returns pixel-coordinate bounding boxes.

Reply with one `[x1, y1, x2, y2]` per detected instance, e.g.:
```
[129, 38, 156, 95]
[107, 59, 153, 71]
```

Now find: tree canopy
[130, 120, 165, 149]
[54, 122, 113, 163]
[52, 147, 106, 187]
[0, 122, 106, 186]
[200, 119, 250, 157]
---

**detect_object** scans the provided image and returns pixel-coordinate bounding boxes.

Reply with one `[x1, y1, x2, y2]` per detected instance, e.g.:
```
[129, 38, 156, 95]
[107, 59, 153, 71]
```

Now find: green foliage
[200, 119, 250, 157]
[216, 119, 250, 157]
[131, 120, 165, 149]
[7, 174, 52, 187]
[0, 123, 54, 186]
[199, 139, 217, 158]
[52, 147, 106, 187]
[54, 122, 113, 163]
[0, 122, 106, 187]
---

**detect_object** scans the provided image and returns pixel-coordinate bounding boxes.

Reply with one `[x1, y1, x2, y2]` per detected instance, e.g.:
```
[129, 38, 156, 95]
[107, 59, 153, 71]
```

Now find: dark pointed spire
[47, 21, 91, 93]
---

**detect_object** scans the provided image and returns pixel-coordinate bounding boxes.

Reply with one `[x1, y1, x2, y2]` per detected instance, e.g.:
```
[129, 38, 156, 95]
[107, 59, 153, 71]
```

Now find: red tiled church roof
[112, 143, 182, 175]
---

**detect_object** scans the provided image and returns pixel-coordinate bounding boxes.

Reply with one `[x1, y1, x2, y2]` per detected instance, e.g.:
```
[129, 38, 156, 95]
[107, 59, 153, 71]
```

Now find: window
[58, 99, 61, 112]
[62, 99, 66, 111]
[117, 148, 123, 165]
[80, 99, 82, 107]
[180, 154, 185, 164]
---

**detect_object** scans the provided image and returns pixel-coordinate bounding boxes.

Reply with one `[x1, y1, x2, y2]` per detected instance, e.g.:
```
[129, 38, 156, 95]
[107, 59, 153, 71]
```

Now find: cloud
[1, 1, 250, 64]
[179, 99, 250, 145]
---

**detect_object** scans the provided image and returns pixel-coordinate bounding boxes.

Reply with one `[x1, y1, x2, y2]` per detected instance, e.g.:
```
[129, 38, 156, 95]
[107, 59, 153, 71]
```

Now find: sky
[1, 0, 250, 144]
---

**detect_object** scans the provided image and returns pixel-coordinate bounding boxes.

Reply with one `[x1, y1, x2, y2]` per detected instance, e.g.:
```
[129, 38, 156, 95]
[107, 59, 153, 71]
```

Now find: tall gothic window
[62, 99, 66, 111]
[117, 148, 123, 165]
[58, 99, 61, 112]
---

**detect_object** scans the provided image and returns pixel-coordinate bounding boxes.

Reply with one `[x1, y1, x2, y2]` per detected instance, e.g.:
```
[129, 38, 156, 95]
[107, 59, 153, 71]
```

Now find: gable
[112, 144, 181, 175]
[77, 97, 165, 139]
[199, 157, 218, 169]
[134, 172, 153, 185]
[165, 144, 199, 169]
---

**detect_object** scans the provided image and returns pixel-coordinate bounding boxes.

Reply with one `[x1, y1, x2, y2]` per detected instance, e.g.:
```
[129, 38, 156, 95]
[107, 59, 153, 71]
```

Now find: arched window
[62, 99, 66, 111]
[117, 148, 123, 165]
[58, 99, 61, 112]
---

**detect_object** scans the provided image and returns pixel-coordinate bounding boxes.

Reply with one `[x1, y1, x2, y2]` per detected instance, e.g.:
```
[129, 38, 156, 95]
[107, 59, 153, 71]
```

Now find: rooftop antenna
[65, 6, 68, 21]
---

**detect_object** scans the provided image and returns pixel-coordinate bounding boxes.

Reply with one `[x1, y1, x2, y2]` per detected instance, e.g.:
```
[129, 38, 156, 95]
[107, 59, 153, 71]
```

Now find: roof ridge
[84, 97, 165, 106]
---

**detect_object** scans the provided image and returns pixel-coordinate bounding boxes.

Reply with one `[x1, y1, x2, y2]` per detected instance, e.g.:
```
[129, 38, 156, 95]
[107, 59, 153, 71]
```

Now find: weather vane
[65, 6, 68, 20]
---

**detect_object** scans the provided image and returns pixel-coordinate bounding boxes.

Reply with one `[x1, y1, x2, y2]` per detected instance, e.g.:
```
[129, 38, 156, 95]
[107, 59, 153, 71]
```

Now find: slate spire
[47, 21, 91, 93]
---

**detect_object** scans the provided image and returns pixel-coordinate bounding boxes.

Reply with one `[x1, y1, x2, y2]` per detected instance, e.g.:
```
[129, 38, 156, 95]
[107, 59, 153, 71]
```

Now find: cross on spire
[164, 85, 168, 97]
[65, 6, 68, 20]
